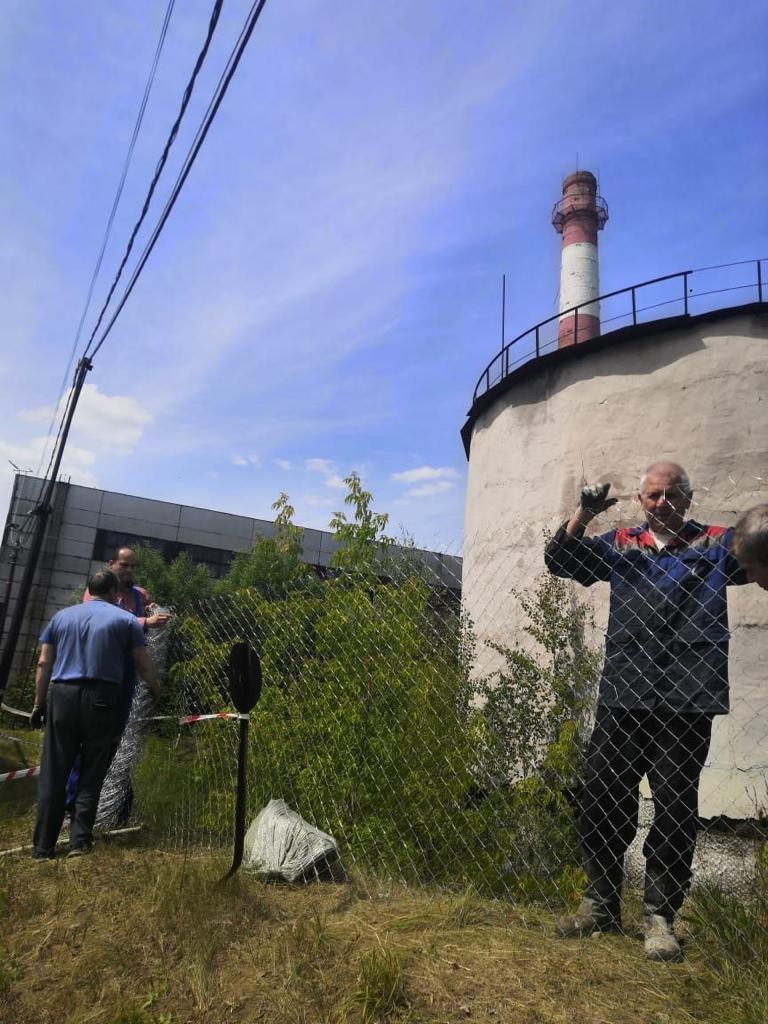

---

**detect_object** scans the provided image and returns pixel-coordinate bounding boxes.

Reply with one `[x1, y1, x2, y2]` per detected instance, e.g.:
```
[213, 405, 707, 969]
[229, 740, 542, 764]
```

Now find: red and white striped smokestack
[552, 171, 608, 348]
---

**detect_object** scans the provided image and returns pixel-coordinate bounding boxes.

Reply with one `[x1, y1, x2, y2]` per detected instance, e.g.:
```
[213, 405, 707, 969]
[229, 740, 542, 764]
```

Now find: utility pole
[0, 356, 92, 702]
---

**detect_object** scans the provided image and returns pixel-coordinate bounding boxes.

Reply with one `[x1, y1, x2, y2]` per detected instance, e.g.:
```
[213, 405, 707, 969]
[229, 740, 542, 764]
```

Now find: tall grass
[685, 849, 768, 1024]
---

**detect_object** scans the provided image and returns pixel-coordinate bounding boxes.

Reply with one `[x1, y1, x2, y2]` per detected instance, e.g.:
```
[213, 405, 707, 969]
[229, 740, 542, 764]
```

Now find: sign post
[223, 641, 261, 880]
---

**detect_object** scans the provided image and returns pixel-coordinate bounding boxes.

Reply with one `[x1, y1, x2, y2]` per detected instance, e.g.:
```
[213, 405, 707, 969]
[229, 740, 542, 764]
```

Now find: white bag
[243, 799, 342, 882]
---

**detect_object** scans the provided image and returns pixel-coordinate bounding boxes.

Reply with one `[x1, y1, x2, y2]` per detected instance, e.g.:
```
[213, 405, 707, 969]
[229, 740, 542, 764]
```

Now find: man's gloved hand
[30, 703, 46, 729]
[580, 482, 619, 515]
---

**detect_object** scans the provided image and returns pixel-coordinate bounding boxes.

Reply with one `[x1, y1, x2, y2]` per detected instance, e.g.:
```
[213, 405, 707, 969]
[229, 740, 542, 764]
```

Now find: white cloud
[303, 458, 347, 490]
[406, 480, 456, 498]
[0, 437, 98, 510]
[276, 459, 292, 470]
[391, 465, 459, 484]
[305, 458, 336, 474]
[302, 494, 335, 508]
[231, 454, 261, 467]
[19, 383, 153, 456]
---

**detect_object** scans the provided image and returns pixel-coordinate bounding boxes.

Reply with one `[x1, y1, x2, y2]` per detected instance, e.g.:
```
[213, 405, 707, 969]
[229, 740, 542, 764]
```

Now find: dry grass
[0, 728, 40, 850]
[0, 840, 732, 1024]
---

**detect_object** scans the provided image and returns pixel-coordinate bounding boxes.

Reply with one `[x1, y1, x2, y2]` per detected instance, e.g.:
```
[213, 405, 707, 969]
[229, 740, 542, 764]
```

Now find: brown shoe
[555, 897, 621, 937]
[644, 914, 682, 962]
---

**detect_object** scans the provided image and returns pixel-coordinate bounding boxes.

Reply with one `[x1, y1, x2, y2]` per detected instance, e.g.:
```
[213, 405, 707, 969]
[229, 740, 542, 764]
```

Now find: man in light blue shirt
[31, 569, 160, 858]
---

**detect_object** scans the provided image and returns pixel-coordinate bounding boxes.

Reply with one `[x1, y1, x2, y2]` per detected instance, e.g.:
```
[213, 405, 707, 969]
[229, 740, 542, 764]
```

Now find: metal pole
[224, 714, 249, 879]
[0, 546, 20, 648]
[0, 356, 92, 701]
[683, 272, 689, 315]
[758, 260, 763, 304]
[631, 287, 637, 326]
[501, 273, 506, 349]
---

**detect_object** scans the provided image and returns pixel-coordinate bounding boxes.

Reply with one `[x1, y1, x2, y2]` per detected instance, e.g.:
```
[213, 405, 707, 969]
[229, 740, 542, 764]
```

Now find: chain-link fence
[2, 486, 767, 990]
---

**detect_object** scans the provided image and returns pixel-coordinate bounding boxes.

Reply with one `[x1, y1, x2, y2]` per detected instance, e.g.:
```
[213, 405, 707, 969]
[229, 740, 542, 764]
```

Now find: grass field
[0, 837, 741, 1024]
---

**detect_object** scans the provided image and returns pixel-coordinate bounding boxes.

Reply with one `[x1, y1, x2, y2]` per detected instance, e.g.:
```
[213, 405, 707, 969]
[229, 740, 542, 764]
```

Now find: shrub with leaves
[137, 481, 597, 901]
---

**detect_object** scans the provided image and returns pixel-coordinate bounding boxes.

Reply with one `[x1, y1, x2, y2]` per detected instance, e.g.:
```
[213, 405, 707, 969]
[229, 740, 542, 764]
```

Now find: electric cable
[1, 0, 269, 699]
[88, 0, 269, 360]
[34, 0, 177, 481]
[83, 0, 224, 358]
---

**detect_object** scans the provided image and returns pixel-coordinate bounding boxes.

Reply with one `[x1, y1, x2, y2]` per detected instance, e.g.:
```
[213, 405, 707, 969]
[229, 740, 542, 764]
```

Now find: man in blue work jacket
[545, 462, 759, 962]
[31, 569, 160, 859]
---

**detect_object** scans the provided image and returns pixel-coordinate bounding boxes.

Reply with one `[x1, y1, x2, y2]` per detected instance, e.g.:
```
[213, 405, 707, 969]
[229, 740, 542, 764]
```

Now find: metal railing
[472, 258, 767, 403]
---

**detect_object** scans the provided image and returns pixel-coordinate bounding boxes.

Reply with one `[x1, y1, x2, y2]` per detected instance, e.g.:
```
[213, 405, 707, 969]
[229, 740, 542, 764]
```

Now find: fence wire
[1, 485, 767, 985]
[127, 491, 767, 913]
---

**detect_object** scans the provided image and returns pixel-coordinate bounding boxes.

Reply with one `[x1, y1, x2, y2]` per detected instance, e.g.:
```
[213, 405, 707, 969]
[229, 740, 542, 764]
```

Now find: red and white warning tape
[0, 765, 40, 783]
[1, 703, 31, 720]
[0, 710, 247, 782]
[144, 711, 249, 723]
[2, 702, 247, 726]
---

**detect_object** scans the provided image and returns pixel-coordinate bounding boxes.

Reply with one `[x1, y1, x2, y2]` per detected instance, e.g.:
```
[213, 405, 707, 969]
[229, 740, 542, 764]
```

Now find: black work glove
[579, 482, 619, 515]
[30, 703, 46, 729]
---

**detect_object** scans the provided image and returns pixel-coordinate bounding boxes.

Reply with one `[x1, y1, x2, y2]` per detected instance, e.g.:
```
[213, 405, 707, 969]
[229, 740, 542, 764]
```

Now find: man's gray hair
[733, 504, 768, 566]
[87, 569, 119, 598]
[639, 462, 692, 495]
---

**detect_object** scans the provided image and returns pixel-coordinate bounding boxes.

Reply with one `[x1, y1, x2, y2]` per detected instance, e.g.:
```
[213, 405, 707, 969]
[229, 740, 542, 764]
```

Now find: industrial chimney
[552, 171, 608, 347]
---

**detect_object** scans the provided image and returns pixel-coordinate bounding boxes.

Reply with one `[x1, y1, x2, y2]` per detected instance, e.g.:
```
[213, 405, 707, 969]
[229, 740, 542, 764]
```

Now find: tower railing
[472, 258, 767, 403]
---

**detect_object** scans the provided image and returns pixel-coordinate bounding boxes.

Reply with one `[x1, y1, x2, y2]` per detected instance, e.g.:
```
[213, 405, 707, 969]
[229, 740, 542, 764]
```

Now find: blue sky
[1, 0, 766, 550]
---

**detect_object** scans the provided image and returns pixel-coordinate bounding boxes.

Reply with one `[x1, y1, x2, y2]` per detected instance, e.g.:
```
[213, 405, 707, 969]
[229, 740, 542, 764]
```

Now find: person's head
[109, 546, 137, 588]
[87, 569, 120, 602]
[732, 504, 768, 591]
[637, 461, 692, 535]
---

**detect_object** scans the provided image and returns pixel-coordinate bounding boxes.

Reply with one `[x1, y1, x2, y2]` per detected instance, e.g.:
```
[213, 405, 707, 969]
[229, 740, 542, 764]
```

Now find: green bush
[137, 480, 597, 901]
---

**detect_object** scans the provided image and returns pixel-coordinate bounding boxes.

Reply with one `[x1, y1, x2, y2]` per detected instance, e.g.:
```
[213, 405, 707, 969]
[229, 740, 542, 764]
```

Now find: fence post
[535, 324, 540, 358]
[222, 641, 262, 881]
[574, 307, 579, 345]
[631, 287, 637, 325]
[683, 272, 689, 315]
[758, 260, 764, 304]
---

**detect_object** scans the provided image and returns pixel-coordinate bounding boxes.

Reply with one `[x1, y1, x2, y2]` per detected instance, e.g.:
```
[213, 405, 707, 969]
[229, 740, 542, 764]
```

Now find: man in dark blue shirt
[545, 462, 759, 962]
[31, 569, 160, 858]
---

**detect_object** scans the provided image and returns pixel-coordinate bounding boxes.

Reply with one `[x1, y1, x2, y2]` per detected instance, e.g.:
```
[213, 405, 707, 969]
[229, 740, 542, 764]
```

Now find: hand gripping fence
[1, 485, 766, 983]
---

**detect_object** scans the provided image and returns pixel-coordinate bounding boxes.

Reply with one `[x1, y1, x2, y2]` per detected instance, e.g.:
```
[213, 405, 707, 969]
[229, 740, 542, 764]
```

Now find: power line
[83, 0, 224, 359]
[35, 0, 177, 481]
[88, 0, 270, 360]
[0, 0, 271, 700]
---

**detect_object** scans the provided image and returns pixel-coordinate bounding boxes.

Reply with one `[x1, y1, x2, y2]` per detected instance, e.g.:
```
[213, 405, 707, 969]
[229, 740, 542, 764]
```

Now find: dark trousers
[65, 676, 136, 821]
[33, 682, 121, 855]
[579, 706, 713, 922]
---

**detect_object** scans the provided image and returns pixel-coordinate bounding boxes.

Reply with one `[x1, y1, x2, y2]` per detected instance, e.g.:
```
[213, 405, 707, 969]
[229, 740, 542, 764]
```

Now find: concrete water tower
[461, 172, 768, 819]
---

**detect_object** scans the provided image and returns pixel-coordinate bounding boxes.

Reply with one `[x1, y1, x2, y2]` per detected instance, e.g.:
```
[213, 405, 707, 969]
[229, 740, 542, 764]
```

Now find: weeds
[352, 947, 408, 1023]
[0, 847, 746, 1024]
[438, 884, 490, 929]
[685, 855, 768, 1024]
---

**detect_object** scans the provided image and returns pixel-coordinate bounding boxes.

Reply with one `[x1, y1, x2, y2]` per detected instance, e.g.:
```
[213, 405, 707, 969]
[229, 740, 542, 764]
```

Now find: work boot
[644, 914, 682, 962]
[66, 843, 93, 859]
[555, 897, 621, 937]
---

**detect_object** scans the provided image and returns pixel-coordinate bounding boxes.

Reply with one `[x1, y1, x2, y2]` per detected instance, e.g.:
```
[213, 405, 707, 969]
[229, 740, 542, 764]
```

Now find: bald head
[638, 462, 692, 535]
[639, 462, 691, 496]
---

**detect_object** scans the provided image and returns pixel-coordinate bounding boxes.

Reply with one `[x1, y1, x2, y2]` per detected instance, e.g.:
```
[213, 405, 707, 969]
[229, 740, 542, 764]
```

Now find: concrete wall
[463, 308, 768, 817]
